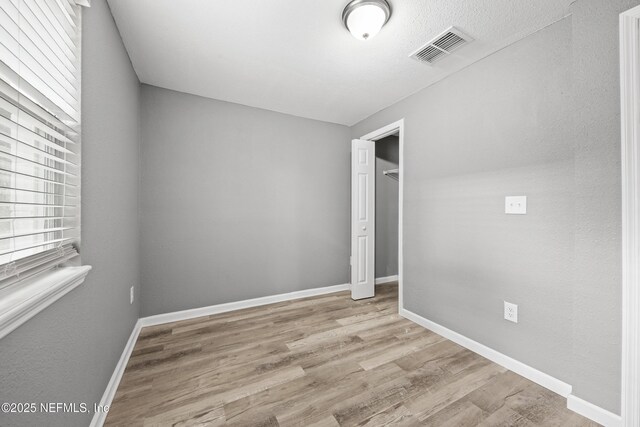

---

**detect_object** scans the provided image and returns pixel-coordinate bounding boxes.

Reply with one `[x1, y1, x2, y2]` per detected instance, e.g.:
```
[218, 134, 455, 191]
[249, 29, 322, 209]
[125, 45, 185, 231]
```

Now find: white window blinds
[0, 0, 82, 285]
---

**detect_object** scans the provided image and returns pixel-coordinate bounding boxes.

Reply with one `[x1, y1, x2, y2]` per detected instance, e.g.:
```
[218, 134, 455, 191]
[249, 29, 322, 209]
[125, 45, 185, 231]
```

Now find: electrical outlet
[130, 286, 135, 304]
[504, 301, 518, 323]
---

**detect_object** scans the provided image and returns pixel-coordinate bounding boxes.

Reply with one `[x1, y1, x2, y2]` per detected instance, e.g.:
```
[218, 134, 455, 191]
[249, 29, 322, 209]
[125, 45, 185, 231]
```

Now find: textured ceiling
[106, 0, 573, 126]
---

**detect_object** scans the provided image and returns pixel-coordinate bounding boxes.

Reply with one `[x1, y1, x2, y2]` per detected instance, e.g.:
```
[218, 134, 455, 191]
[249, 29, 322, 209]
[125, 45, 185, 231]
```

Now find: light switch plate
[505, 196, 527, 214]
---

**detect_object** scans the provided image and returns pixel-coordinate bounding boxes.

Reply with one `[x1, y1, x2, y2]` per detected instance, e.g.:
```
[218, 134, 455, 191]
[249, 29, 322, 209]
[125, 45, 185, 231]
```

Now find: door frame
[620, 5, 640, 426]
[360, 119, 405, 311]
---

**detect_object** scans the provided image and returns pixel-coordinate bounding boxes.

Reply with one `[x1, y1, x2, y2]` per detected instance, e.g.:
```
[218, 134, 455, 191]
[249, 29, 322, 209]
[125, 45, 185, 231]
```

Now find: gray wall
[569, 0, 638, 412]
[352, 0, 637, 413]
[375, 135, 399, 278]
[0, 1, 141, 426]
[140, 85, 351, 316]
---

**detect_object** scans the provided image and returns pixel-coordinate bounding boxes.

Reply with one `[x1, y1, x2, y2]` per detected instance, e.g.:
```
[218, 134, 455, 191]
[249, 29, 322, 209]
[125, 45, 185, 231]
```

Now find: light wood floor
[105, 285, 598, 426]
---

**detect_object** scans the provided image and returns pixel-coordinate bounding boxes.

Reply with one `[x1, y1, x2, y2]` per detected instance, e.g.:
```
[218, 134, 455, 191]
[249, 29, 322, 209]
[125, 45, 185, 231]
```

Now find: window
[0, 0, 83, 289]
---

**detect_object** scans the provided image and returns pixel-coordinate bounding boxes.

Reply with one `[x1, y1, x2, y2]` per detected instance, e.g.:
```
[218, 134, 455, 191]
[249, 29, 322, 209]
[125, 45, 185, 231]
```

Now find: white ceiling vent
[409, 27, 473, 65]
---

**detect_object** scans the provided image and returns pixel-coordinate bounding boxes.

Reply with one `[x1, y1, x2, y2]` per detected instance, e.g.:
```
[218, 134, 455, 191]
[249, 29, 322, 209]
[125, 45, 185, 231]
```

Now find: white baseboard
[90, 319, 142, 427]
[96, 289, 618, 427]
[399, 308, 621, 426]
[399, 308, 573, 397]
[567, 394, 622, 427]
[400, 308, 622, 427]
[375, 275, 398, 285]
[140, 283, 350, 327]
[91, 282, 349, 426]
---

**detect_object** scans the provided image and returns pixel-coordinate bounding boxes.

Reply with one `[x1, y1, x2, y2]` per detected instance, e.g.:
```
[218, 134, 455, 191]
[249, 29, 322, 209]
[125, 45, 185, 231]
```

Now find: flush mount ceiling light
[342, 0, 391, 41]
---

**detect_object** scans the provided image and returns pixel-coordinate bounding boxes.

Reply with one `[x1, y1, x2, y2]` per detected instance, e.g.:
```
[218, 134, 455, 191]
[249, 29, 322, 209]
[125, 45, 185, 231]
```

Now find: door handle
[362, 226, 367, 231]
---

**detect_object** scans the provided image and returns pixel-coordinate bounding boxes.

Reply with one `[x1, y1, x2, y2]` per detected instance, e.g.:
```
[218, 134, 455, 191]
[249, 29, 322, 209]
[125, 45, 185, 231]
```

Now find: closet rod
[383, 168, 399, 182]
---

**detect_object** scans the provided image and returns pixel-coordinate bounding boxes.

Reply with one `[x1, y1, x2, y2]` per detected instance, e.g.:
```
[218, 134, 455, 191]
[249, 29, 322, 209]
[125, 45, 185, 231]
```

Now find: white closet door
[351, 139, 375, 300]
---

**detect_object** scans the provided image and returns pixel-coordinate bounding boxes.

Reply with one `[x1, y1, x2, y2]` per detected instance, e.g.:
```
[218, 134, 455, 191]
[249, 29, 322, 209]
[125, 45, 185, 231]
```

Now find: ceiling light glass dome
[342, 0, 391, 41]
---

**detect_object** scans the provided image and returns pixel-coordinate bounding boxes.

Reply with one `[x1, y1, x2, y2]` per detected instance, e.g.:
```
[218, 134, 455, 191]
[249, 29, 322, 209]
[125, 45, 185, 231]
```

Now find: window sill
[0, 265, 92, 340]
